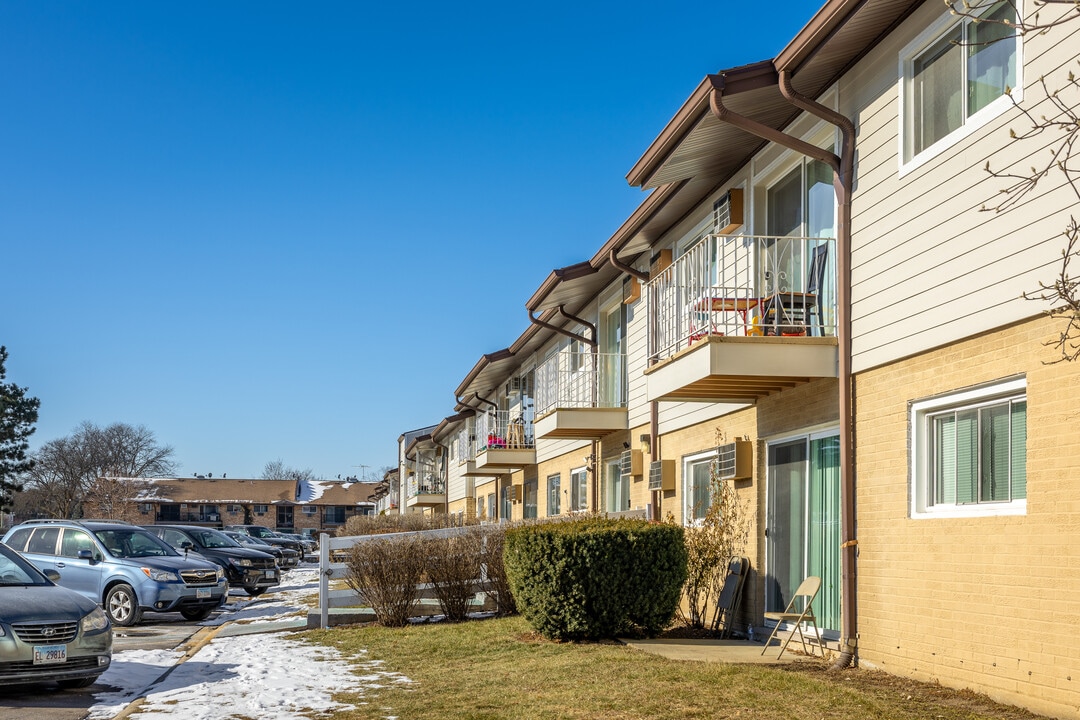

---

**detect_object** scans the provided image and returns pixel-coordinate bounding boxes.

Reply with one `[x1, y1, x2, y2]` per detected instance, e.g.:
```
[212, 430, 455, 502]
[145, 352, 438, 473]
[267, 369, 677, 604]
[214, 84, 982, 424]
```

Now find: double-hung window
[570, 467, 588, 512]
[683, 450, 717, 524]
[910, 377, 1027, 517]
[547, 473, 561, 515]
[901, 1, 1021, 168]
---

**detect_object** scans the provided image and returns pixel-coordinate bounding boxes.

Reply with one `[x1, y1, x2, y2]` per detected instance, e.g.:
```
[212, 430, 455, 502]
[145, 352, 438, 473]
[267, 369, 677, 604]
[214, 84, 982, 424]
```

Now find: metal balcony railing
[476, 410, 535, 451]
[407, 472, 445, 498]
[455, 427, 476, 463]
[647, 234, 837, 361]
[535, 352, 626, 417]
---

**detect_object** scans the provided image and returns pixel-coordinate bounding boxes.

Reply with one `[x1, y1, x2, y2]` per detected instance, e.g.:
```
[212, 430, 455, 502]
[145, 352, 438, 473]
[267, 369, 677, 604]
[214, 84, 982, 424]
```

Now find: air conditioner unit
[713, 188, 745, 235]
[208, 514, 220, 522]
[619, 449, 643, 479]
[648, 460, 675, 492]
[716, 440, 753, 481]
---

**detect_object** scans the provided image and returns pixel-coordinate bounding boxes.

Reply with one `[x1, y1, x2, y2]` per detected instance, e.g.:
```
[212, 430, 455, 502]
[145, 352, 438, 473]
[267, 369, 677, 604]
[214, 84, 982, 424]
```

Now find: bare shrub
[339, 512, 476, 537]
[425, 529, 484, 622]
[478, 524, 516, 615]
[669, 432, 751, 630]
[344, 536, 427, 626]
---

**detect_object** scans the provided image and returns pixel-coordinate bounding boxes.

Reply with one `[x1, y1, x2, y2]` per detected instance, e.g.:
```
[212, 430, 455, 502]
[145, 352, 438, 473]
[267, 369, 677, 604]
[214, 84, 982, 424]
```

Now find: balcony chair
[759, 243, 828, 336]
[760, 575, 822, 658]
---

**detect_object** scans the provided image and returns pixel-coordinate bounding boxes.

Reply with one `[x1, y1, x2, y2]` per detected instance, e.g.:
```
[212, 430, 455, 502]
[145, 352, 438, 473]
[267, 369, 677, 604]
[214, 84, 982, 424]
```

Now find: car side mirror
[179, 541, 194, 550]
[43, 569, 61, 582]
[77, 549, 95, 562]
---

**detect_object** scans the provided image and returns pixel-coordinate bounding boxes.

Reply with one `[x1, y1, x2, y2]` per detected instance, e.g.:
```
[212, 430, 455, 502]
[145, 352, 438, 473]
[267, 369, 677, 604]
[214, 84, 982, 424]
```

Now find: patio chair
[760, 575, 822, 658]
[713, 556, 749, 638]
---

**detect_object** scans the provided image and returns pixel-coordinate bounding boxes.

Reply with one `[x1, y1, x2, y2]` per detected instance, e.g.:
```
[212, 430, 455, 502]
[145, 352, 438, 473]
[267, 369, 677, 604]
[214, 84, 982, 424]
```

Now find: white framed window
[547, 473, 561, 515]
[682, 450, 718, 524]
[253, 504, 268, 514]
[302, 505, 317, 515]
[910, 376, 1027, 518]
[570, 467, 588, 512]
[900, 1, 1022, 171]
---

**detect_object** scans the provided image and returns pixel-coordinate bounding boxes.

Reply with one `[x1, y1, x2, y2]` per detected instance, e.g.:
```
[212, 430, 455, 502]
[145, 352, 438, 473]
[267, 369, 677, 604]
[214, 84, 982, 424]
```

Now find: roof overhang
[622, 0, 923, 243]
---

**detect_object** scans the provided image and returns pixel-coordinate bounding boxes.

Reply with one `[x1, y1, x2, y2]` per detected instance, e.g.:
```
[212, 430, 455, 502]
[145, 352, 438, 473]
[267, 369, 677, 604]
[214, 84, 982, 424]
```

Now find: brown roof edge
[774, 0, 860, 74]
[625, 77, 712, 188]
[432, 411, 472, 443]
[453, 348, 514, 399]
[404, 433, 434, 460]
[590, 181, 686, 267]
[525, 261, 598, 312]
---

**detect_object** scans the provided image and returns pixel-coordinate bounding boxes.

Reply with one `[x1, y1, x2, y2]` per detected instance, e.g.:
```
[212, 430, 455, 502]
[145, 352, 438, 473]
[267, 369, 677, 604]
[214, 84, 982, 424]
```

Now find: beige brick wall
[654, 378, 838, 632]
[855, 316, 1080, 719]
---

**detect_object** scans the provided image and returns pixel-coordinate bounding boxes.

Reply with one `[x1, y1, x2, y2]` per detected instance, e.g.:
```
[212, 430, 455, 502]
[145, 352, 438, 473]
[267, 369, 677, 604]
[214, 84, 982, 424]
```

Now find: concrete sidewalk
[622, 636, 822, 665]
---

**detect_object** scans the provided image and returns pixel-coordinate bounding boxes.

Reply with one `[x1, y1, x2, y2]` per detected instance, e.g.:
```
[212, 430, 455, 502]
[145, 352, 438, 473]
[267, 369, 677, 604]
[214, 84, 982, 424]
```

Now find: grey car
[3, 520, 227, 627]
[0, 542, 112, 688]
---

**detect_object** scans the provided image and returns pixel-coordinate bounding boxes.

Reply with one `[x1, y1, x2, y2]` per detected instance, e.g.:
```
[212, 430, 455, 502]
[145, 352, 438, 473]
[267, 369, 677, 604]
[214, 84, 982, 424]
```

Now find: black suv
[144, 525, 280, 596]
[224, 525, 305, 560]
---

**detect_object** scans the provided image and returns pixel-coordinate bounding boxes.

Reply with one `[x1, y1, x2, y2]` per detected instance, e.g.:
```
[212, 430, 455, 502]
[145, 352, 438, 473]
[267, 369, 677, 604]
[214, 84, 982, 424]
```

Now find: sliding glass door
[765, 431, 841, 633]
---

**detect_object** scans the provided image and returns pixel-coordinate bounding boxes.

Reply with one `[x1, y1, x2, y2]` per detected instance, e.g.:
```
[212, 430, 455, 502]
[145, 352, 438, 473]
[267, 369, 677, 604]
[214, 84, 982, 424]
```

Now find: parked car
[0, 541, 112, 688]
[142, 525, 279, 596]
[279, 532, 317, 556]
[220, 531, 300, 571]
[2, 520, 228, 626]
[223, 525, 305, 560]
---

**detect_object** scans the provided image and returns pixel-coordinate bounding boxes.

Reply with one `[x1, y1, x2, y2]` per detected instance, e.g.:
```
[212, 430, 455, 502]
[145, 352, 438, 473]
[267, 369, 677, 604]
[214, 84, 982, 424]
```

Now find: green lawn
[304, 615, 1041, 720]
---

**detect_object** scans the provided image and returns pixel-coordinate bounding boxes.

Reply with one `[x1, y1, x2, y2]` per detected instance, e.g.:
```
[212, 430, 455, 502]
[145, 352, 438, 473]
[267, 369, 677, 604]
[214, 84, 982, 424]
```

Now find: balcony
[534, 352, 628, 439]
[645, 234, 838, 403]
[406, 473, 446, 508]
[474, 410, 535, 469]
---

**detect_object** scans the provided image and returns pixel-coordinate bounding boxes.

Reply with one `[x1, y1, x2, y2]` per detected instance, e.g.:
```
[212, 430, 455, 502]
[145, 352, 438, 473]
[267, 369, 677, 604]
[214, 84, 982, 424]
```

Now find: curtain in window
[1011, 401, 1027, 499]
[808, 436, 841, 632]
[691, 460, 711, 521]
[968, 2, 1017, 115]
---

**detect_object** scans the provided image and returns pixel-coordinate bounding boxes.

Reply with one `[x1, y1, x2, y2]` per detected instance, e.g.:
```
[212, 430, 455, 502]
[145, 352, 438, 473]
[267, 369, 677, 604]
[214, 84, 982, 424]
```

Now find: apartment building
[395, 0, 1080, 715]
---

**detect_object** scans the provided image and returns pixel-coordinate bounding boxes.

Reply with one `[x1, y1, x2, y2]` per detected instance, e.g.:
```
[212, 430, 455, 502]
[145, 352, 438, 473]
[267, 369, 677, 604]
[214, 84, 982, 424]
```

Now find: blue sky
[1, 1, 812, 481]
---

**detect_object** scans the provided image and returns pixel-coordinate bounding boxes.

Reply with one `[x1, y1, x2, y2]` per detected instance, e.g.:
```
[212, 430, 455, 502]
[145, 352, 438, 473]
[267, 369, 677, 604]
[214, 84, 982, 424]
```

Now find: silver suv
[2, 520, 227, 626]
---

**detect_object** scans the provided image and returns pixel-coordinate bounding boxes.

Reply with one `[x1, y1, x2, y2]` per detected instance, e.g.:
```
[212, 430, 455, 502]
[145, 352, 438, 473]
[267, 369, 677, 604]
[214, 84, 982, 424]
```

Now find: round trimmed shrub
[503, 518, 687, 641]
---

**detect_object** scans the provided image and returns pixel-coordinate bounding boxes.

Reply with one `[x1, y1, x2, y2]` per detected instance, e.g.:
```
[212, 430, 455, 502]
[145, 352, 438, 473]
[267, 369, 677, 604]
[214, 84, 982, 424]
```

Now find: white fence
[316, 526, 479, 629]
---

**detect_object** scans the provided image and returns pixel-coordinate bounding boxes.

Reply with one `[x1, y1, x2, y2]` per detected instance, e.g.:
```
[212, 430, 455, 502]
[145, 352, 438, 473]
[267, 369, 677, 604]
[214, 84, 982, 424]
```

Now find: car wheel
[180, 606, 215, 621]
[245, 586, 267, 597]
[104, 584, 142, 627]
[57, 676, 97, 689]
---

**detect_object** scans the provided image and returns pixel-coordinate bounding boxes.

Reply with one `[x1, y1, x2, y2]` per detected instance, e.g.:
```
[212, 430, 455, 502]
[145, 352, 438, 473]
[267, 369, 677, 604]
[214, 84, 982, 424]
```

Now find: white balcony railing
[476, 410, 534, 451]
[407, 470, 445, 498]
[647, 234, 836, 361]
[535, 352, 625, 417]
[455, 426, 476, 463]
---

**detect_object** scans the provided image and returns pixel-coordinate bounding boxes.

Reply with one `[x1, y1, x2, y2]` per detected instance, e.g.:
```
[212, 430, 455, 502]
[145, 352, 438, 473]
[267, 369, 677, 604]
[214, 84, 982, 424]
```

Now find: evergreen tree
[0, 346, 41, 510]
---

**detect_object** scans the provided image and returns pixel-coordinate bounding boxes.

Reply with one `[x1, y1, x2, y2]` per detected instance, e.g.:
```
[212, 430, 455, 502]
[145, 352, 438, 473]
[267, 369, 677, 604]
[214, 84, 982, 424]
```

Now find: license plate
[196, 588, 211, 599]
[266, 570, 276, 579]
[33, 644, 67, 665]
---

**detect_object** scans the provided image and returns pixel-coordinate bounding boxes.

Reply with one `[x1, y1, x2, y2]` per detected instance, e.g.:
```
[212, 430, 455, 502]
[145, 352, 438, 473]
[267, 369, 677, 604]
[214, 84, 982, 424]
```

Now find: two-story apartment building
[394, 0, 1079, 715]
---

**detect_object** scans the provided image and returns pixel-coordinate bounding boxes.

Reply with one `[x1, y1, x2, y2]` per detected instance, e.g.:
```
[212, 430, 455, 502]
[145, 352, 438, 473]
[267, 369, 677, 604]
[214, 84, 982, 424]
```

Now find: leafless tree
[261, 459, 317, 483]
[948, 1, 1080, 361]
[20, 422, 175, 519]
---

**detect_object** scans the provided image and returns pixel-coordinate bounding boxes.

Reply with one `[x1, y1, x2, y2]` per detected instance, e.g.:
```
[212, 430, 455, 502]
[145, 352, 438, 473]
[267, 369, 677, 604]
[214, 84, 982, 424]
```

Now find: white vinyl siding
[840, 0, 1073, 373]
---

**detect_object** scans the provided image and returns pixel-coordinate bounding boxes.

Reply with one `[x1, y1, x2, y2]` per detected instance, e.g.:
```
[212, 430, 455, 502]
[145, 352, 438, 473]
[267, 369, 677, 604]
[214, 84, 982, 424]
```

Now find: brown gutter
[528, 308, 595, 348]
[525, 262, 598, 312]
[710, 66, 857, 665]
[472, 393, 498, 412]
[777, 68, 857, 667]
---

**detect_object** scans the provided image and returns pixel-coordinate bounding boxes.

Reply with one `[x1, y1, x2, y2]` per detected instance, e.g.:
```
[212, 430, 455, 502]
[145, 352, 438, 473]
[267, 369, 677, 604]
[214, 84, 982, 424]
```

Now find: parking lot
[0, 566, 320, 720]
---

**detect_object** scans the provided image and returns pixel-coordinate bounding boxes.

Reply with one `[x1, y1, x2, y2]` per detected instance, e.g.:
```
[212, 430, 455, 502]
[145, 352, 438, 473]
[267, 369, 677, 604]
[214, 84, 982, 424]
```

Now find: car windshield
[250, 527, 277, 539]
[0, 544, 50, 586]
[193, 528, 241, 549]
[94, 529, 178, 558]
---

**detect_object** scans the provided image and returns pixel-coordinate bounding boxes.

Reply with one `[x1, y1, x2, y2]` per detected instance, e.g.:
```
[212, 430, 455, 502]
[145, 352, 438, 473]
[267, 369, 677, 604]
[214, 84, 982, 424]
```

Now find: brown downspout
[608, 247, 649, 283]
[710, 69, 857, 667]
[604, 248, 661, 520]
[778, 69, 857, 670]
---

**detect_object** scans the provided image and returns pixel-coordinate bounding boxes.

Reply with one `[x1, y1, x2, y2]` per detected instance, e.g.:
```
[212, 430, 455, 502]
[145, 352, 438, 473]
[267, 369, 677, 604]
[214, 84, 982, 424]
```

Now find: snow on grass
[87, 565, 412, 720]
[120, 633, 409, 720]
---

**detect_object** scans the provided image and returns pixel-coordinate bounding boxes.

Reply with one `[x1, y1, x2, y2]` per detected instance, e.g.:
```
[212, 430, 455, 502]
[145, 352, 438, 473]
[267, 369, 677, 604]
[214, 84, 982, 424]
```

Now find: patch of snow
[88, 566, 411, 720]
